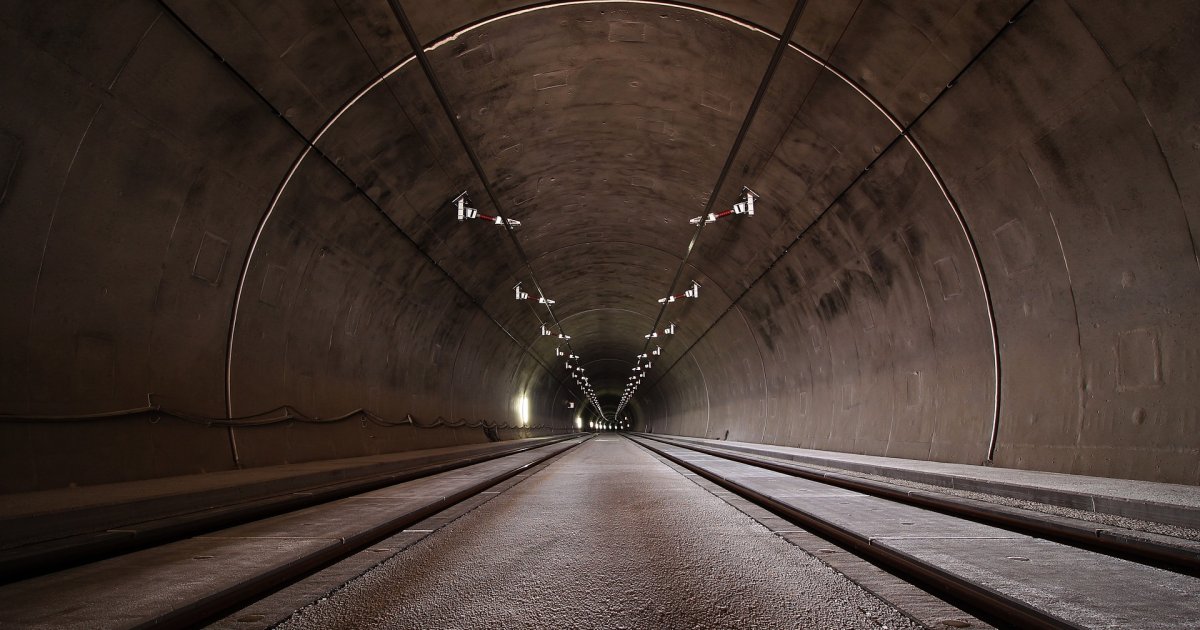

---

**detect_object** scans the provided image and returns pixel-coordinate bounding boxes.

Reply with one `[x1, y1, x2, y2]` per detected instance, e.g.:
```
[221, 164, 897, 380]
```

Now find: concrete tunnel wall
[0, 1, 1197, 492]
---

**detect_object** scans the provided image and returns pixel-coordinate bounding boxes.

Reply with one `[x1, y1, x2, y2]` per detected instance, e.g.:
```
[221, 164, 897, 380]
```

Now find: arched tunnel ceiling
[182, 0, 1017, 405]
[2, 0, 1198, 486]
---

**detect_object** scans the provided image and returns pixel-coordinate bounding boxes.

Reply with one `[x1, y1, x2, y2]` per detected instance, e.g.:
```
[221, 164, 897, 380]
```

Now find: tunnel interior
[1, 0, 1197, 492]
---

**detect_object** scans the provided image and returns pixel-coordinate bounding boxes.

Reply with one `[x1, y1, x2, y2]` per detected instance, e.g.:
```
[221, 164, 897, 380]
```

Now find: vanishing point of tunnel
[0, 1, 1198, 628]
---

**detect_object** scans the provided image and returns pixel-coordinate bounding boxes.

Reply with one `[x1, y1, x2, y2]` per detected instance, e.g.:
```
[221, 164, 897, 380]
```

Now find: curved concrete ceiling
[0, 0, 1197, 489]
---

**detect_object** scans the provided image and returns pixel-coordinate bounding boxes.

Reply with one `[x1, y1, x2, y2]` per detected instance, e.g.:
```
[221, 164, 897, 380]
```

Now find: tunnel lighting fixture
[453, 192, 521, 228]
[652, 345, 662, 356]
[575, 416, 582, 429]
[663, 322, 676, 335]
[567, 401, 575, 409]
[657, 280, 701, 304]
[688, 187, 758, 225]
[514, 282, 554, 304]
[540, 324, 553, 336]
[555, 347, 564, 357]
[515, 394, 530, 427]
[558, 333, 571, 340]
[644, 331, 657, 339]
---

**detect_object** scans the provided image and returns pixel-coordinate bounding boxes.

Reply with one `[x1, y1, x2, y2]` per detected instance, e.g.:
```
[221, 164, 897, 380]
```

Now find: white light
[575, 415, 582, 429]
[516, 394, 530, 427]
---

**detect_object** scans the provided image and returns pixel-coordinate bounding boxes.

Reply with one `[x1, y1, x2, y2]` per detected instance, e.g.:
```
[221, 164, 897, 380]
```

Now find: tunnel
[1, 1, 1198, 628]
[4, 0, 1198, 488]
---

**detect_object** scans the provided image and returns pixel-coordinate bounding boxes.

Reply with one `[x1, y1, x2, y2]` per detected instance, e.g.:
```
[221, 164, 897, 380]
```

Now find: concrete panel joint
[534, 70, 568, 91]
[993, 218, 1037, 275]
[933, 256, 962, 299]
[192, 231, 230, 286]
[608, 21, 646, 43]
[701, 90, 731, 114]
[0, 129, 20, 207]
[259, 263, 287, 307]
[1117, 328, 1162, 391]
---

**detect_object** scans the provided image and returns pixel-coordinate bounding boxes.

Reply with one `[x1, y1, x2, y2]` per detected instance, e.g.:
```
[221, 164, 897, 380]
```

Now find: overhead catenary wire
[619, 0, 810, 419]
[385, 0, 606, 423]
[637, 1, 1032, 460]
[151, 1, 586, 449]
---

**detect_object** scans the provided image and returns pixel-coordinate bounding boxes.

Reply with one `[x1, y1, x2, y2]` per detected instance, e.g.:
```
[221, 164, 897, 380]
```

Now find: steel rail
[161, 435, 589, 629]
[641, 433, 1200, 575]
[0, 434, 586, 584]
[627, 433, 1080, 629]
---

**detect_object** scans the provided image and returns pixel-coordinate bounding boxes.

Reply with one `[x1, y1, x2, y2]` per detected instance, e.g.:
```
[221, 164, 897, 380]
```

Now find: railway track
[628, 433, 1200, 629]
[0, 435, 590, 629]
[5, 431, 1196, 629]
[0, 434, 585, 584]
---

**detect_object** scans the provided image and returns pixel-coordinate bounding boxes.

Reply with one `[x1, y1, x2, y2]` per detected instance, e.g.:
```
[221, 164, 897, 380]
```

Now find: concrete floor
[278, 436, 918, 630]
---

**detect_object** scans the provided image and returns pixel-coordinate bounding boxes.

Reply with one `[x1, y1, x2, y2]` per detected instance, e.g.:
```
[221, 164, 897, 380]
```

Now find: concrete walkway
[279, 436, 919, 630]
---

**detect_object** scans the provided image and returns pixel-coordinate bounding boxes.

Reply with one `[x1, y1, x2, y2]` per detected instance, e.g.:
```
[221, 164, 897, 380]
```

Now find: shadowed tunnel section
[0, 0, 1197, 492]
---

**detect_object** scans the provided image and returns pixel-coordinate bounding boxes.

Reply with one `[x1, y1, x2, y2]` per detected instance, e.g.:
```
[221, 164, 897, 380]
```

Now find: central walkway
[280, 436, 918, 629]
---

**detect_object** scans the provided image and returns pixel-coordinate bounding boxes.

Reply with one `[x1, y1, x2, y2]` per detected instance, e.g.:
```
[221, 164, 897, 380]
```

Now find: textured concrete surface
[659, 435, 1200, 529]
[644, 438, 1200, 629]
[1, 0, 1198, 493]
[208, 445, 577, 630]
[279, 436, 919, 630]
[637, 442, 990, 630]
[0, 439, 582, 629]
[0, 436, 568, 544]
